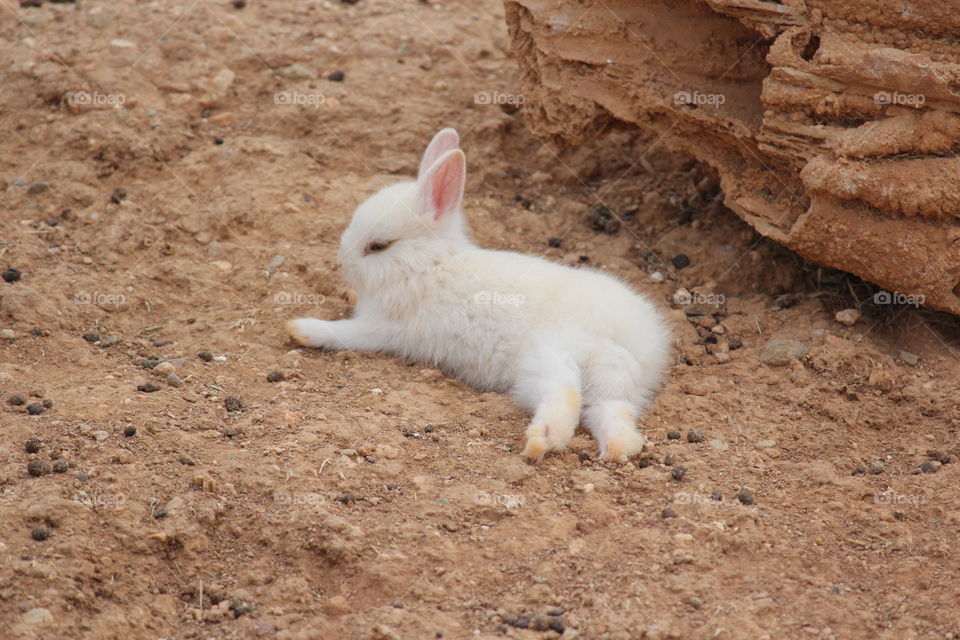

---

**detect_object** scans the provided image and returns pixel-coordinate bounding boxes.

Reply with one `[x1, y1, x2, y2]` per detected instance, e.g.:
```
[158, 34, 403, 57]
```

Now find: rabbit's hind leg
[582, 342, 652, 462]
[513, 343, 582, 461]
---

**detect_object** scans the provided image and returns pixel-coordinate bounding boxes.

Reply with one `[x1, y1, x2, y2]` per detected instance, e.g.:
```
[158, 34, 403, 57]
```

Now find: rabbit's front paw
[287, 318, 330, 348]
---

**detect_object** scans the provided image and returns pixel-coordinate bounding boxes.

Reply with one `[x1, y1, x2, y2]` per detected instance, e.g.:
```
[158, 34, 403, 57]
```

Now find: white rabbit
[288, 128, 670, 461]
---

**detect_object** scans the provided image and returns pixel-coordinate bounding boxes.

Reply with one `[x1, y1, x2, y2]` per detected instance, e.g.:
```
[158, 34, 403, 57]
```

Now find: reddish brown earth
[1, 1, 959, 640]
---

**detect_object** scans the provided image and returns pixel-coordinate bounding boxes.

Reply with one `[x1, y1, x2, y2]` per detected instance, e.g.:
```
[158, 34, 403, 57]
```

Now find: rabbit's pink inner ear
[422, 149, 465, 222]
[418, 128, 460, 179]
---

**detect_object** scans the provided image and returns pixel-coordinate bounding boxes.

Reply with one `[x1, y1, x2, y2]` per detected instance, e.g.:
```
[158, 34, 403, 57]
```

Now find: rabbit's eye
[364, 240, 392, 255]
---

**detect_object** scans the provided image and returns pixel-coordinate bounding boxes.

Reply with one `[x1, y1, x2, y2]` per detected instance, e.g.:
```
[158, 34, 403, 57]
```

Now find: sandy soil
[1, 1, 960, 639]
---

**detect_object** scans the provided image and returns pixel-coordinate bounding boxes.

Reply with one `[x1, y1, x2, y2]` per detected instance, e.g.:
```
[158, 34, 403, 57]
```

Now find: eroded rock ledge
[505, 0, 960, 314]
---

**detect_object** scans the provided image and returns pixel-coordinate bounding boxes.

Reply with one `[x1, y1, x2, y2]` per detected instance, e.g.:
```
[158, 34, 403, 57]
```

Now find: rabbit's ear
[419, 149, 465, 222]
[418, 128, 460, 179]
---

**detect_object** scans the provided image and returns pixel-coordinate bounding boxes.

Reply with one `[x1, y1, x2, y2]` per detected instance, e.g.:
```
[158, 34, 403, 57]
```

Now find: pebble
[755, 440, 776, 449]
[267, 370, 285, 383]
[224, 426, 238, 438]
[232, 0, 247, 9]
[82, 331, 100, 343]
[686, 429, 705, 443]
[27, 460, 52, 477]
[671, 254, 690, 269]
[851, 466, 866, 476]
[22, 607, 53, 624]
[224, 396, 243, 411]
[152, 361, 175, 376]
[661, 507, 677, 518]
[124, 425, 137, 437]
[547, 237, 562, 248]
[0, 328, 14, 340]
[277, 64, 317, 80]
[31, 526, 51, 542]
[667, 430, 681, 440]
[728, 335, 743, 350]
[27, 403, 44, 415]
[649, 271, 665, 284]
[137, 382, 161, 393]
[710, 491, 723, 501]
[25, 438, 42, 453]
[737, 490, 754, 505]
[869, 460, 884, 475]
[709, 439, 729, 451]
[899, 351, 920, 366]
[42, 398, 53, 409]
[337, 493, 356, 505]
[663, 453, 677, 466]
[93, 430, 110, 441]
[586, 205, 620, 234]
[834, 308, 860, 326]
[759, 338, 809, 366]
[327, 70, 346, 82]
[110, 187, 127, 204]
[27, 181, 48, 195]
[920, 461, 940, 474]
[671, 466, 686, 481]
[2, 268, 22, 283]
[166, 373, 182, 387]
[9, 393, 26, 406]
[52, 459, 69, 473]
[197, 351, 214, 362]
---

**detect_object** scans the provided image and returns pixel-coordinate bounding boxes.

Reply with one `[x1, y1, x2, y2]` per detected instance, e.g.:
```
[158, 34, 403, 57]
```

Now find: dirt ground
[2, 1, 960, 639]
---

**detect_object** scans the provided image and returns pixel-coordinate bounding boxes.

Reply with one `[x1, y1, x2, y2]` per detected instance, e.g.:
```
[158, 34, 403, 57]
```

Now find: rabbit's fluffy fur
[289, 129, 670, 461]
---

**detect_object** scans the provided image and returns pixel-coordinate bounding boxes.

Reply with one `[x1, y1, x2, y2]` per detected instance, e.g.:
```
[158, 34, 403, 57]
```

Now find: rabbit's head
[337, 128, 469, 293]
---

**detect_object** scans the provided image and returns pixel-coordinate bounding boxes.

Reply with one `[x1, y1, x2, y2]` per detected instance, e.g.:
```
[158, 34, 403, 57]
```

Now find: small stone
[671, 253, 690, 269]
[41, 398, 53, 409]
[664, 452, 677, 466]
[152, 361, 175, 376]
[110, 187, 128, 204]
[93, 430, 110, 441]
[327, 70, 345, 82]
[22, 606, 53, 625]
[709, 439, 729, 451]
[197, 351, 214, 362]
[166, 373, 182, 387]
[153, 509, 168, 519]
[2, 268, 22, 283]
[232, 0, 247, 7]
[671, 466, 686, 481]
[547, 237, 562, 248]
[586, 205, 620, 234]
[31, 526, 51, 542]
[689, 596, 704, 610]
[82, 331, 100, 343]
[649, 271, 665, 284]
[755, 440, 776, 449]
[123, 425, 137, 437]
[686, 429, 705, 443]
[667, 430, 681, 440]
[834, 308, 860, 326]
[710, 491, 723, 501]
[899, 351, 920, 366]
[728, 335, 743, 350]
[869, 460, 884, 475]
[267, 370, 285, 383]
[27, 460, 51, 477]
[27, 181, 49, 195]
[851, 466, 866, 476]
[9, 393, 26, 406]
[661, 507, 677, 518]
[737, 490, 754, 505]
[337, 493, 356, 505]
[578, 451, 591, 462]
[26, 403, 44, 415]
[25, 438, 42, 453]
[224, 426, 238, 438]
[920, 460, 940, 474]
[52, 459, 69, 473]
[137, 382, 161, 393]
[759, 338, 809, 366]
[775, 294, 798, 309]
[224, 396, 243, 412]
